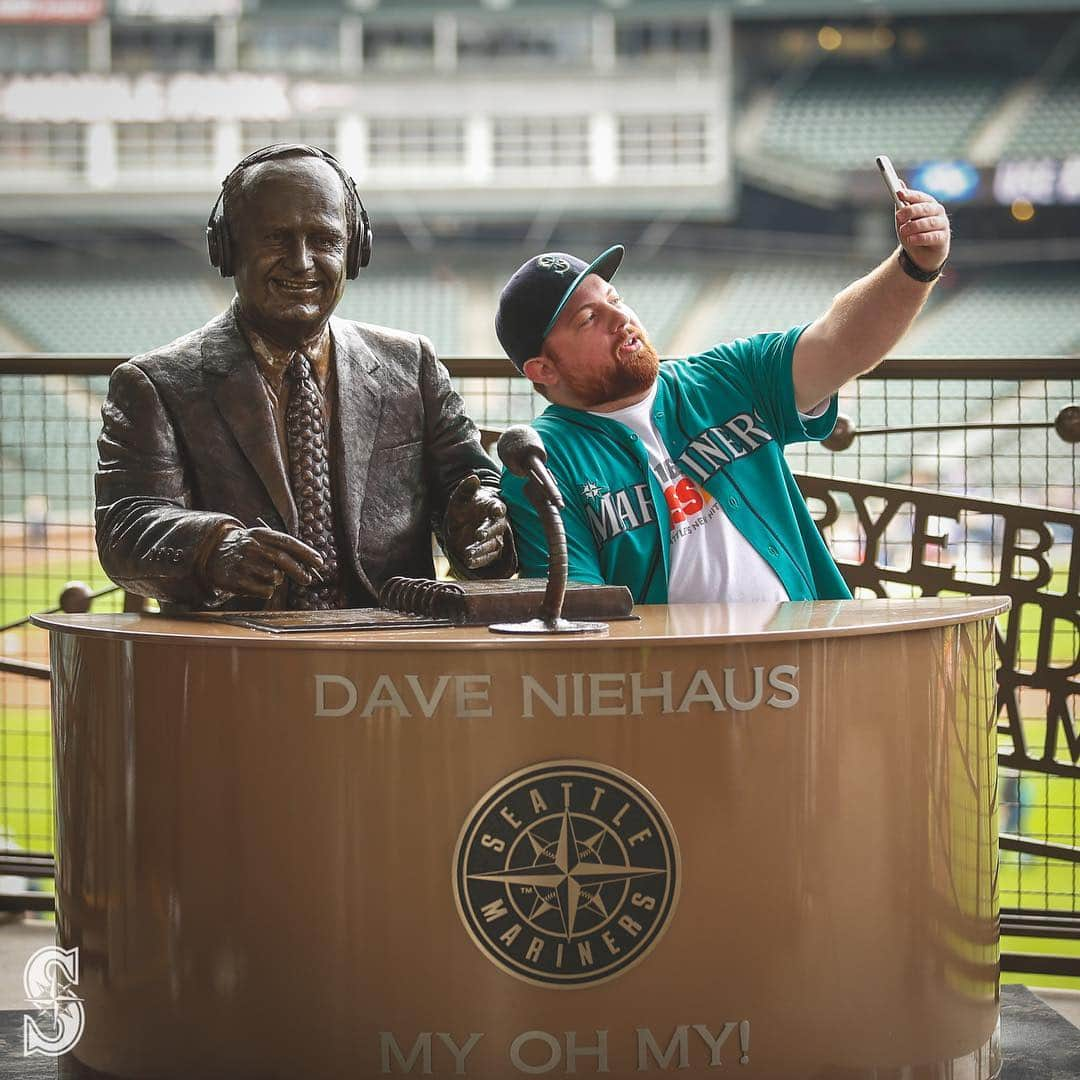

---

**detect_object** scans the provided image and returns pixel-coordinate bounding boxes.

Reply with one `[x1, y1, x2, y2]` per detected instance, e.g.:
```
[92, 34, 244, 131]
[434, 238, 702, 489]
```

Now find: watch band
[898, 248, 945, 283]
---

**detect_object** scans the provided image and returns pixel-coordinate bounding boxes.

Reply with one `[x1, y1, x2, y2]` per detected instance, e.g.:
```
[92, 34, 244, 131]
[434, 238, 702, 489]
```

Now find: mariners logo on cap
[536, 255, 572, 274]
[453, 760, 680, 988]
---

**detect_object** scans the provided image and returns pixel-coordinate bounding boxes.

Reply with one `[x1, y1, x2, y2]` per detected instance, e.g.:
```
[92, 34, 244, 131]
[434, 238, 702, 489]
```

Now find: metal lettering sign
[797, 473, 1080, 781]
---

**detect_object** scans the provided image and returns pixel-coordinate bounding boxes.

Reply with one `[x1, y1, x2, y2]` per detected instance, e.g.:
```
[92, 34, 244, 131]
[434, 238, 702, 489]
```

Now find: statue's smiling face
[231, 157, 349, 344]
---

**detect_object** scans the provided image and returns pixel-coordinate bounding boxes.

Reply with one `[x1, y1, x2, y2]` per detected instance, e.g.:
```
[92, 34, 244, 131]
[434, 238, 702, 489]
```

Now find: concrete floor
[1, 914, 1078, 1027]
[0, 915, 55, 1009]
[1034, 987, 1080, 1029]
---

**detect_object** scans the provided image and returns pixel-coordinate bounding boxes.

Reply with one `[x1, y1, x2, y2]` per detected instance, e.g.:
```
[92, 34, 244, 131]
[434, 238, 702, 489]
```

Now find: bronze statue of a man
[95, 144, 514, 611]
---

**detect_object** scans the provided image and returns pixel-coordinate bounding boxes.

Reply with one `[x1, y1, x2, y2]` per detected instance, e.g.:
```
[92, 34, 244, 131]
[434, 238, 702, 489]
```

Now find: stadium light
[1010, 198, 1036, 223]
[817, 26, 842, 51]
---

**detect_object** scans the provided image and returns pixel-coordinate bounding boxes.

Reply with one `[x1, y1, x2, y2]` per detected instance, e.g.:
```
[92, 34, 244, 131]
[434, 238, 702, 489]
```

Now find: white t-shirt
[596, 385, 790, 603]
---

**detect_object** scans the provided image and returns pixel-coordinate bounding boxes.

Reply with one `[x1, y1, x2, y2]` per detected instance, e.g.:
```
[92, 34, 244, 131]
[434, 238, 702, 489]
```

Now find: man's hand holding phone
[876, 154, 950, 277]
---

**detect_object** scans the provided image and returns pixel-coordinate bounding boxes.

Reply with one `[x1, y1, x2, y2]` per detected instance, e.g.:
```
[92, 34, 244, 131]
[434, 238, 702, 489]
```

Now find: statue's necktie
[285, 352, 340, 610]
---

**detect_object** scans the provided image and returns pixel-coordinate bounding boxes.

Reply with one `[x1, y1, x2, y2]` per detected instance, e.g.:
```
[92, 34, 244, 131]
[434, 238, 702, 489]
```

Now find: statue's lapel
[202, 309, 296, 531]
[330, 317, 382, 594]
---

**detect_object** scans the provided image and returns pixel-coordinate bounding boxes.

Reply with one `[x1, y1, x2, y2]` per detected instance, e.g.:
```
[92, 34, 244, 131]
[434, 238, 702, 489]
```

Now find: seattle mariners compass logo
[453, 760, 680, 988]
[536, 255, 572, 274]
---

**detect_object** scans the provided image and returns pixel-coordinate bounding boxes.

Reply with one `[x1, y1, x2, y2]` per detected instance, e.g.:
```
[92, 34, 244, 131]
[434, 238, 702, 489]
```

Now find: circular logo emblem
[537, 255, 572, 274]
[453, 760, 680, 988]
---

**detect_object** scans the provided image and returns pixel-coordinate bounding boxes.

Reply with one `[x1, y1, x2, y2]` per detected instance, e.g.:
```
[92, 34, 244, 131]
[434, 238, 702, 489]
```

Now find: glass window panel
[615, 19, 710, 60]
[239, 20, 340, 74]
[111, 24, 215, 73]
[362, 23, 434, 71]
[0, 123, 85, 178]
[368, 118, 465, 167]
[457, 17, 590, 67]
[116, 121, 215, 171]
[240, 120, 338, 157]
[493, 116, 589, 171]
[617, 114, 709, 170]
[0, 27, 88, 73]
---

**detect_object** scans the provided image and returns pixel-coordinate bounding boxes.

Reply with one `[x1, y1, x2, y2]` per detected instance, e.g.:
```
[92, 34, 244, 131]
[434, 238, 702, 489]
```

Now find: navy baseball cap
[496, 245, 624, 372]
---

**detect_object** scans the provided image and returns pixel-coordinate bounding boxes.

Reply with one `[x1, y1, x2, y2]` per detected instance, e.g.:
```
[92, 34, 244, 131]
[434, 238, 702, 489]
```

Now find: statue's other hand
[206, 527, 325, 598]
[445, 474, 509, 571]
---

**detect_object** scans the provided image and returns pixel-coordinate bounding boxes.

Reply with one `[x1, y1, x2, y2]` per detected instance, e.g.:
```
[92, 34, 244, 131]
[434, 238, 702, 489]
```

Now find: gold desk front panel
[43, 601, 1002, 1079]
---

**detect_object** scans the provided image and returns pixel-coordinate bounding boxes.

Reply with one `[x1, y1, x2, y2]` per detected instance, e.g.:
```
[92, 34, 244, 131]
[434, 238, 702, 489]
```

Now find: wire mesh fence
[0, 357, 1077, 937]
[788, 365, 1079, 926]
[0, 370, 125, 892]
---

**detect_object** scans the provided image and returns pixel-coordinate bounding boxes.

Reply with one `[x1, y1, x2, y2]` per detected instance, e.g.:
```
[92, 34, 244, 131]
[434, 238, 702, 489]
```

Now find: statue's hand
[445, 474, 509, 571]
[205, 527, 325, 598]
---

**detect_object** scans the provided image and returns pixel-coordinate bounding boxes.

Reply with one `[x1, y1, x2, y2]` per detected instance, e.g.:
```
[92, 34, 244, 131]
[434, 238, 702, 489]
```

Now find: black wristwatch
[898, 248, 945, 283]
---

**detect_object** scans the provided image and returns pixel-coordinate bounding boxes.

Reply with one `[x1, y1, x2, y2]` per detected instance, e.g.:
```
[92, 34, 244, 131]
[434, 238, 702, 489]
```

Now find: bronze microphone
[490, 426, 607, 635]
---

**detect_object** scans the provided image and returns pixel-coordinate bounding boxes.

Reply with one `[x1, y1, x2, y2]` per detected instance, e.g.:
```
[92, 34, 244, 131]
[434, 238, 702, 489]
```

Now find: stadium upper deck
[0, 2, 1078, 215]
[0, 1, 1076, 360]
[0, 0, 737, 219]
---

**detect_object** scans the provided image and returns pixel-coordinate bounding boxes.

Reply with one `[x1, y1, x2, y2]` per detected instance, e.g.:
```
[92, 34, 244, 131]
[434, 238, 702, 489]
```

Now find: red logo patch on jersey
[662, 477, 709, 524]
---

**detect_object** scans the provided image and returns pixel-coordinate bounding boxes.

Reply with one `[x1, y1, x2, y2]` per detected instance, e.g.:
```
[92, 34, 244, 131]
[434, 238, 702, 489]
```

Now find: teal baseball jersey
[500, 325, 852, 603]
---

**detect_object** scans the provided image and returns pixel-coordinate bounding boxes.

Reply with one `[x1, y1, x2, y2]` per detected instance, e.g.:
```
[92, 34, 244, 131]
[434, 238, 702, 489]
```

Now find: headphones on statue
[206, 143, 372, 280]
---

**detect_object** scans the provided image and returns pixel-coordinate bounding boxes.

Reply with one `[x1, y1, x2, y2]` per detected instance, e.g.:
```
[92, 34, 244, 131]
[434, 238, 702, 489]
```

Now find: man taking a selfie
[497, 183, 949, 603]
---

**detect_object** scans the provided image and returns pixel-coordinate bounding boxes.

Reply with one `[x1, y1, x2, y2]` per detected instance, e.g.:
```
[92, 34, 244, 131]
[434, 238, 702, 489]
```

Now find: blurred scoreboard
[851, 157, 1080, 207]
[991, 158, 1080, 206]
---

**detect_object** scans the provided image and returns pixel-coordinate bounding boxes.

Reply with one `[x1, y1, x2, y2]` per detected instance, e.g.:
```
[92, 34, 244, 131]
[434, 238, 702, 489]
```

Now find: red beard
[553, 333, 661, 409]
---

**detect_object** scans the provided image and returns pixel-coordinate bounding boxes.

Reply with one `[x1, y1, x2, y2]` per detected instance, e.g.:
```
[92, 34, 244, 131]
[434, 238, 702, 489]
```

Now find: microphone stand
[489, 478, 608, 636]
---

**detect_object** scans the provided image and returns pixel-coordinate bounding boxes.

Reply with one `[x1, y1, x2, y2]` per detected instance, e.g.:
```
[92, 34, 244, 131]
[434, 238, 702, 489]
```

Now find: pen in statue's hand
[205, 519, 325, 598]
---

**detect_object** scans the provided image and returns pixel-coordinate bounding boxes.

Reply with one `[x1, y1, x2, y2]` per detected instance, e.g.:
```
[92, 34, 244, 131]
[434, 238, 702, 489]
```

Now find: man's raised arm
[792, 187, 951, 413]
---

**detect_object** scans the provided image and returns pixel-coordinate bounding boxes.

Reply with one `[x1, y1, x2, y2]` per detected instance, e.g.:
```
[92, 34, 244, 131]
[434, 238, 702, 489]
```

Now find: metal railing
[0, 352, 1077, 980]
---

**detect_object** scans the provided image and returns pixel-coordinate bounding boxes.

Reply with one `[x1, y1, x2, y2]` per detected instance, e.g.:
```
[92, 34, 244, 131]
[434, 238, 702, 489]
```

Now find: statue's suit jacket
[95, 307, 511, 610]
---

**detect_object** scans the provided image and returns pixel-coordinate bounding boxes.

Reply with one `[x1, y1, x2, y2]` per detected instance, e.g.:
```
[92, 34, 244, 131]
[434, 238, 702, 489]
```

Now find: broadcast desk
[35, 596, 1007, 1080]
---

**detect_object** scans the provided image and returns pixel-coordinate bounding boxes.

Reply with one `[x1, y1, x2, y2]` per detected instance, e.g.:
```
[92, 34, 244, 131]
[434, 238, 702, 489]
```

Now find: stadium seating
[0, 259, 223, 516]
[613, 271, 703, 354]
[3, 255, 1075, 363]
[1004, 76, 1080, 158]
[0, 267, 225, 355]
[0, 374, 105, 516]
[897, 267, 1080, 356]
[334, 274, 465, 355]
[681, 257, 1080, 358]
[0, 261, 467, 357]
[694, 258, 866, 346]
[760, 68, 1004, 169]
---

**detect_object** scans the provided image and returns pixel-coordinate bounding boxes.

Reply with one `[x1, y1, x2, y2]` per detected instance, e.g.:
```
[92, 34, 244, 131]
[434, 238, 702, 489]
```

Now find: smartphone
[875, 155, 905, 208]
